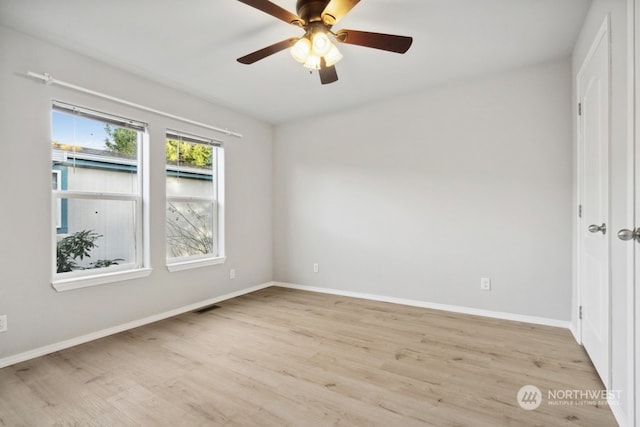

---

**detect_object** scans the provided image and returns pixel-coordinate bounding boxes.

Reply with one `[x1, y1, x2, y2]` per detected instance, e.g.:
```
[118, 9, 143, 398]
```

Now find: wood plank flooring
[0, 287, 618, 426]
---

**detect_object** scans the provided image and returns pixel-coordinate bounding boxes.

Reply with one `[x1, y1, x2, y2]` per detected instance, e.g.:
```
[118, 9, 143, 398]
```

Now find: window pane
[57, 198, 137, 273]
[166, 201, 215, 259]
[166, 133, 218, 265]
[166, 175, 213, 198]
[52, 111, 138, 193]
[166, 138, 213, 198]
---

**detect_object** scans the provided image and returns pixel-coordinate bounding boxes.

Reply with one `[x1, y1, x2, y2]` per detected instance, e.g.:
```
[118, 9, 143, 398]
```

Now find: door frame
[575, 15, 612, 389]
[631, 0, 638, 423]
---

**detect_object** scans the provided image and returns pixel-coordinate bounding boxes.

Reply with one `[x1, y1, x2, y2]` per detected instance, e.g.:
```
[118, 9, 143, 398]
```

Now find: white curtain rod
[27, 71, 242, 138]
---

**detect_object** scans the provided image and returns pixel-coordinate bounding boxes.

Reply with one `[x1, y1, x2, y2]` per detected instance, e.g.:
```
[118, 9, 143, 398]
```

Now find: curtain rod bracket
[43, 73, 54, 85]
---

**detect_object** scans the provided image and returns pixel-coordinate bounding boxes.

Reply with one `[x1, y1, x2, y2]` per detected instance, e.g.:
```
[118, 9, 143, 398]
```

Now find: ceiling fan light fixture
[311, 31, 331, 56]
[236, 0, 413, 85]
[303, 54, 321, 70]
[292, 33, 342, 70]
[324, 43, 343, 67]
[290, 37, 311, 63]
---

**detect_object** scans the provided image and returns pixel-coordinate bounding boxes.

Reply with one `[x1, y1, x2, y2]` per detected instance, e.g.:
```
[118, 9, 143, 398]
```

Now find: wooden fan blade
[237, 38, 298, 64]
[336, 29, 413, 53]
[319, 58, 338, 85]
[321, 0, 360, 25]
[237, 0, 303, 25]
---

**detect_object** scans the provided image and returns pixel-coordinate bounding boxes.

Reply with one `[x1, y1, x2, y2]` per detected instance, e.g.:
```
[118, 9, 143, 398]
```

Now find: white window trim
[52, 268, 152, 292]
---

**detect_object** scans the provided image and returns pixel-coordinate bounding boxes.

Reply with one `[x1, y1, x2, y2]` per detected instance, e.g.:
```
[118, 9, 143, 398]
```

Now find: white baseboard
[274, 282, 571, 329]
[0, 282, 274, 369]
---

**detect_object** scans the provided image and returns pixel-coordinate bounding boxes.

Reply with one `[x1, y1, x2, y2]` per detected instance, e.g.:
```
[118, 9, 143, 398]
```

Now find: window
[51, 101, 150, 290]
[166, 130, 224, 271]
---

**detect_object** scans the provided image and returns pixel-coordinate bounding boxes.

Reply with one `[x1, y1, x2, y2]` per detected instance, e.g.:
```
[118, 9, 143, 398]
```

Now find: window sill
[52, 268, 152, 292]
[167, 256, 226, 273]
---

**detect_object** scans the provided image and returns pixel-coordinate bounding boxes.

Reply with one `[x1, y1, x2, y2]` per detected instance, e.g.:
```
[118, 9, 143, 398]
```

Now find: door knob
[617, 228, 640, 242]
[588, 223, 607, 235]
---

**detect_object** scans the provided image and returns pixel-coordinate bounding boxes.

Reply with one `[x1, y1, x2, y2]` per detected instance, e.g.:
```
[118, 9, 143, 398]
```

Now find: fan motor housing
[296, 0, 331, 23]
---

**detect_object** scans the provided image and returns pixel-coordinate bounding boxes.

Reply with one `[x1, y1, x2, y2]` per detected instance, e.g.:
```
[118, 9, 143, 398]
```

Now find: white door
[577, 18, 610, 389]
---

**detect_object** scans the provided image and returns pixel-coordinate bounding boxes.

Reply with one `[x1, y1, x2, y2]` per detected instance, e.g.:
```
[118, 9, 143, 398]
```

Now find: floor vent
[194, 304, 221, 314]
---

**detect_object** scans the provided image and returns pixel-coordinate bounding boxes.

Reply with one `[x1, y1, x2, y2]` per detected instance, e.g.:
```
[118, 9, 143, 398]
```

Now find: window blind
[166, 129, 222, 147]
[52, 100, 147, 131]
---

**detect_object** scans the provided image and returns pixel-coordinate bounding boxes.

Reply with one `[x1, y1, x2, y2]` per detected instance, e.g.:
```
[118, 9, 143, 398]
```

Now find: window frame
[51, 166, 69, 233]
[52, 169, 62, 229]
[51, 101, 151, 291]
[165, 129, 226, 272]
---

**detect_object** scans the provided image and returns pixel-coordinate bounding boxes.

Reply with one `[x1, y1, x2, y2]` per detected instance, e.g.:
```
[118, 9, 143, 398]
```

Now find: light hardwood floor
[0, 287, 617, 426]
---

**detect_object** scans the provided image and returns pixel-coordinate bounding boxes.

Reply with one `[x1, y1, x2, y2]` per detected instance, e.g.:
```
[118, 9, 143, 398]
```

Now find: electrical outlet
[230, 269, 236, 279]
[480, 277, 491, 291]
[313, 263, 319, 273]
[0, 315, 7, 333]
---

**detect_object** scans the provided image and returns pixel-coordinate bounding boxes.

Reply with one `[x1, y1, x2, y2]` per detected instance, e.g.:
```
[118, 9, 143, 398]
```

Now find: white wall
[274, 60, 573, 321]
[572, 0, 632, 424]
[0, 25, 273, 360]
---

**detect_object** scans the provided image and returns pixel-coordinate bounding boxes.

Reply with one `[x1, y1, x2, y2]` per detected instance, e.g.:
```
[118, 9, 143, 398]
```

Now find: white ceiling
[0, 0, 591, 124]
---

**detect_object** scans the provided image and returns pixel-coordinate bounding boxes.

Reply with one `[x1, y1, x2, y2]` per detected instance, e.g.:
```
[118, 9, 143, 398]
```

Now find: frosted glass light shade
[303, 54, 321, 70]
[311, 32, 331, 56]
[290, 38, 311, 63]
[324, 44, 343, 67]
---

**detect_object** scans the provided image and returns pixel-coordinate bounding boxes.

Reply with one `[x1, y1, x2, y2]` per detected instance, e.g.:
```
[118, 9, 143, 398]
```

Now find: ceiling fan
[236, 0, 413, 85]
